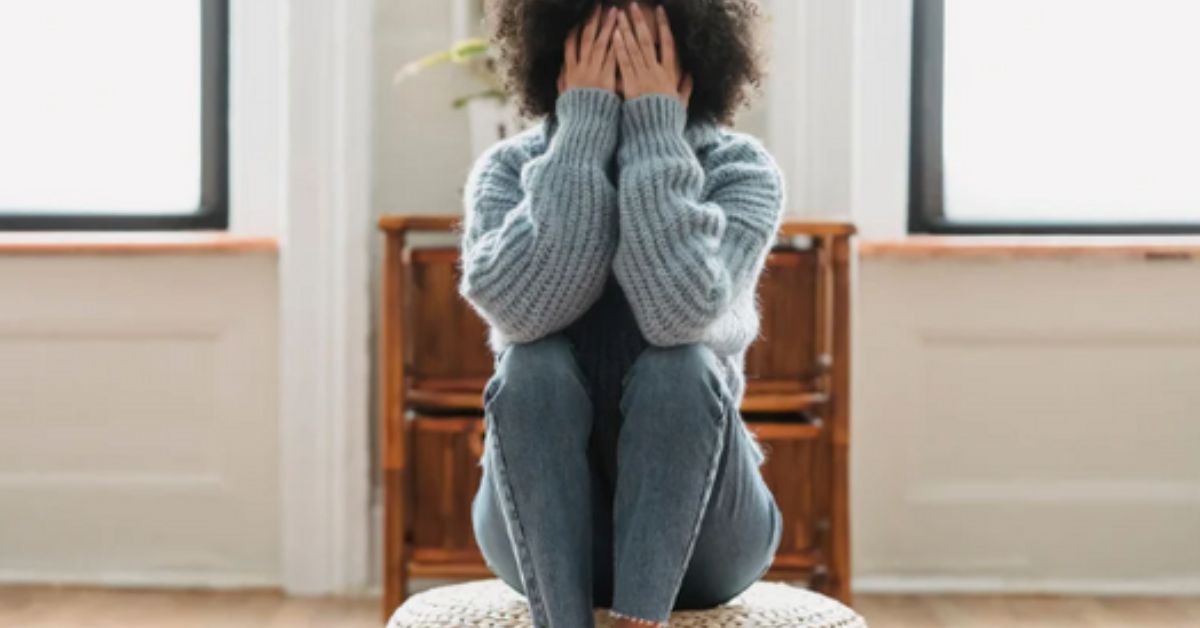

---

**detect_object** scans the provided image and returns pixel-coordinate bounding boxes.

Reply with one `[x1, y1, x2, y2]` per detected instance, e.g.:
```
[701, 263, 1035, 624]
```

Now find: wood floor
[0, 587, 376, 628]
[1, 586, 1198, 627]
[855, 594, 1200, 627]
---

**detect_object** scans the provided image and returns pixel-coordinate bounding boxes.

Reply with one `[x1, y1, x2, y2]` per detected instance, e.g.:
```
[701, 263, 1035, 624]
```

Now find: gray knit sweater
[458, 87, 785, 465]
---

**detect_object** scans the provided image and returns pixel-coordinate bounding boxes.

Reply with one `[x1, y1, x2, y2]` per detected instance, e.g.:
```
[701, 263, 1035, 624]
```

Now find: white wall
[854, 254, 1200, 593]
[374, 1, 476, 226]
[768, 0, 856, 218]
[0, 253, 279, 587]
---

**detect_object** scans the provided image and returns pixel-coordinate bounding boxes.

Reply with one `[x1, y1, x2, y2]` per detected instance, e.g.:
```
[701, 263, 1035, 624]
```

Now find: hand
[613, 3, 693, 107]
[558, 5, 619, 95]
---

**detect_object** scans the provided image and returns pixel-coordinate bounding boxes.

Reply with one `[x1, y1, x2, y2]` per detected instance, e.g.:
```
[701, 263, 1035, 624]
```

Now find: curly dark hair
[487, 0, 766, 125]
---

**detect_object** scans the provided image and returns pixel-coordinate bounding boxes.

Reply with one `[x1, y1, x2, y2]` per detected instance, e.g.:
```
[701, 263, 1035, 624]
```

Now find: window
[0, 0, 228, 230]
[910, 0, 1200, 234]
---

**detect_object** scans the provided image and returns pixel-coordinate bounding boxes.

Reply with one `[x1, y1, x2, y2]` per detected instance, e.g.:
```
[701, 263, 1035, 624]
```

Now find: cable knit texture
[459, 88, 785, 466]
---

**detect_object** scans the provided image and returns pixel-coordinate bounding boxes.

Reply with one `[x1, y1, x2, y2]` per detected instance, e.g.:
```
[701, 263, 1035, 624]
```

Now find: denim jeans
[470, 333, 783, 627]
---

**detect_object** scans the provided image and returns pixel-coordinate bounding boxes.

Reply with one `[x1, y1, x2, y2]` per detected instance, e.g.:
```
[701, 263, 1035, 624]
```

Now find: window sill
[859, 235, 1200, 260]
[0, 231, 278, 255]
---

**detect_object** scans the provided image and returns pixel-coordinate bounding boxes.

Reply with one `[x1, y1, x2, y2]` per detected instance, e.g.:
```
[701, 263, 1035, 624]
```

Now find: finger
[657, 6, 676, 70]
[601, 35, 618, 82]
[629, 2, 659, 65]
[613, 28, 637, 81]
[617, 11, 646, 71]
[580, 4, 601, 62]
[591, 7, 619, 71]
[564, 27, 579, 70]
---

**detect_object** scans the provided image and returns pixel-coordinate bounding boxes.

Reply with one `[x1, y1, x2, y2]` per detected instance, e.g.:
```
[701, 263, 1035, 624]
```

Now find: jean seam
[611, 347, 732, 621]
[486, 408, 550, 626]
[658, 387, 730, 622]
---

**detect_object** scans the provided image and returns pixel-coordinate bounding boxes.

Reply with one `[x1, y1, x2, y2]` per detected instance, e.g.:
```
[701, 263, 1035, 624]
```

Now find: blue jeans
[470, 333, 783, 627]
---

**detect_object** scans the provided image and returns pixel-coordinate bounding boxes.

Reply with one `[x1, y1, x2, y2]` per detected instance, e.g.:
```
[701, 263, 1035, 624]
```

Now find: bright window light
[943, 0, 1200, 225]
[0, 1, 202, 215]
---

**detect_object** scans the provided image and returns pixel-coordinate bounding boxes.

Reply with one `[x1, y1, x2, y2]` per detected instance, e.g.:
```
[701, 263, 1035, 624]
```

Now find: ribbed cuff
[619, 94, 693, 166]
[552, 87, 621, 164]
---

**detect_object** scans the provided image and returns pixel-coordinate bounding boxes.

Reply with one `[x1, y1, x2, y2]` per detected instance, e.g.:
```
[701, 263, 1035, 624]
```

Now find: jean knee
[487, 333, 589, 407]
[485, 333, 591, 444]
[620, 343, 730, 421]
[674, 566, 758, 610]
[623, 343, 724, 391]
[675, 529, 775, 610]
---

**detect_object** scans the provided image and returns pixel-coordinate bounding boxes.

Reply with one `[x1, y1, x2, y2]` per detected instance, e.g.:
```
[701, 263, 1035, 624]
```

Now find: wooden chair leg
[383, 468, 408, 621]
[828, 236, 853, 607]
[380, 230, 409, 621]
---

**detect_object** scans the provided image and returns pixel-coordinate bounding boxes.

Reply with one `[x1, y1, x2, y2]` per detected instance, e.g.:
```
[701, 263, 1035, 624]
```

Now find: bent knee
[486, 333, 590, 414]
[623, 343, 727, 398]
[492, 333, 585, 393]
[470, 479, 525, 595]
[620, 344, 732, 427]
[674, 572, 756, 610]
[500, 333, 575, 371]
[674, 551, 771, 610]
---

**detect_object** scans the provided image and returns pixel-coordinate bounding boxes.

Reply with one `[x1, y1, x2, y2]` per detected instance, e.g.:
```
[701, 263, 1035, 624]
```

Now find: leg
[673, 400, 782, 609]
[469, 333, 597, 628]
[473, 442, 617, 609]
[610, 343, 747, 625]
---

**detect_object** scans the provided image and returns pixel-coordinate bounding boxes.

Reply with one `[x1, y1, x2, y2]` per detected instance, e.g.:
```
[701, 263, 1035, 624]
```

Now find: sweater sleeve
[612, 94, 785, 348]
[458, 88, 621, 344]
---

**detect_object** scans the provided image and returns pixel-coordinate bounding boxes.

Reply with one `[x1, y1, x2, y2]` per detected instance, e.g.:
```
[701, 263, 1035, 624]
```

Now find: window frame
[908, 0, 1200, 235]
[0, 0, 229, 231]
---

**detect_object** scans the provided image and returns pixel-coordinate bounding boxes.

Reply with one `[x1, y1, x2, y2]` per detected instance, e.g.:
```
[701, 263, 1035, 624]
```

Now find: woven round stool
[389, 578, 866, 627]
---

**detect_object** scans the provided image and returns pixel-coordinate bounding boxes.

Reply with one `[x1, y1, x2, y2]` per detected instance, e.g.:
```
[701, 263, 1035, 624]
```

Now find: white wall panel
[854, 255, 1200, 592]
[0, 253, 279, 586]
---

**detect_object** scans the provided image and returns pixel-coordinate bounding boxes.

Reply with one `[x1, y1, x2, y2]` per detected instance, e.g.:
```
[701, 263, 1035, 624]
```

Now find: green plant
[394, 37, 509, 108]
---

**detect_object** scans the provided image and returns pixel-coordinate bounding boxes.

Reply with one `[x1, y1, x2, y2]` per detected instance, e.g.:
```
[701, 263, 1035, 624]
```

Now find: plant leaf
[449, 38, 490, 63]
[394, 50, 453, 84]
[452, 89, 508, 109]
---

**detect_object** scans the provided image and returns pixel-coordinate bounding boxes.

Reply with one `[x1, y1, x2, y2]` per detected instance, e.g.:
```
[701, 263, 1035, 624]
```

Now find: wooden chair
[378, 214, 855, 620]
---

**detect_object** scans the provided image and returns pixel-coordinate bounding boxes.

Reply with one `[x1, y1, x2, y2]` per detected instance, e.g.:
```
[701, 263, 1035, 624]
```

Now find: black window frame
[0, 0, 229, 231]
[909, 0, 1200, 235]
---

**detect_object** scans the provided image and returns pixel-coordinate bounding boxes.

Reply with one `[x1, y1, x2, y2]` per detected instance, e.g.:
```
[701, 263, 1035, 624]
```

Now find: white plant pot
[466, 98, 529, 161]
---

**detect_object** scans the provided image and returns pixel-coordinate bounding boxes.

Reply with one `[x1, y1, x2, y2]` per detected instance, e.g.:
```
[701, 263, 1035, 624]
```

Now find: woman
[458, 1, 784, 626]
